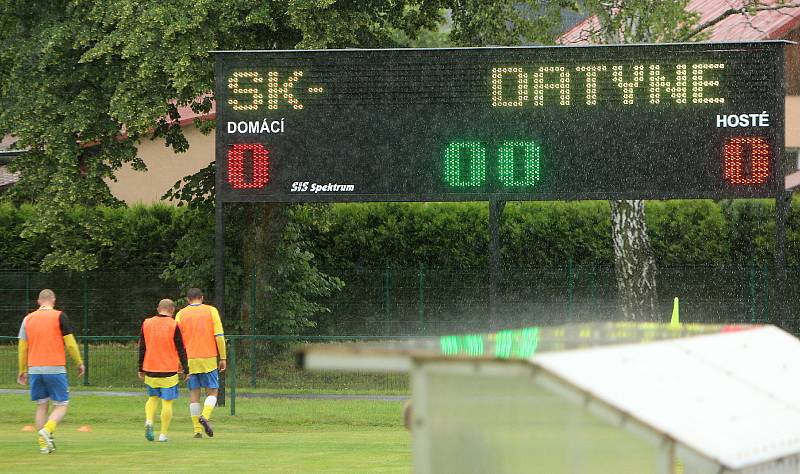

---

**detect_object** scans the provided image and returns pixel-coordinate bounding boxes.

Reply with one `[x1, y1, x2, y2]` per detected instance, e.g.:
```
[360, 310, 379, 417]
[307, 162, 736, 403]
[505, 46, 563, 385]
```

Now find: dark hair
[186, 288, 204, 300]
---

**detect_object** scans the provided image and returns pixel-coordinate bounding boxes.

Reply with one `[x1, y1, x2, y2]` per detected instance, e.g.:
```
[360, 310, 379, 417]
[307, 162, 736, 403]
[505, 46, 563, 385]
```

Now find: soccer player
[17, 289, 85, 454]
[175, 288, 226, 438]
[138, 299, 189, 442]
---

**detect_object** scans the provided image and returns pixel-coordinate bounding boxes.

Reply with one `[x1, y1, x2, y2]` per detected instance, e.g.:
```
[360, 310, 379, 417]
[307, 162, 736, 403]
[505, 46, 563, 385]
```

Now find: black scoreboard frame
[211, 42, 794, 406]
[214, 41, 788, 204]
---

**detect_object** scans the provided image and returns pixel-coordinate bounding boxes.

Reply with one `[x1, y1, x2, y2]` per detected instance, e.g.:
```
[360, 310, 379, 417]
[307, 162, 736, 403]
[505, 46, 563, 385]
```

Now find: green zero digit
[443, 140, 542, 188]
[498, 140, 541, 187]
[443, 141, 487, 187]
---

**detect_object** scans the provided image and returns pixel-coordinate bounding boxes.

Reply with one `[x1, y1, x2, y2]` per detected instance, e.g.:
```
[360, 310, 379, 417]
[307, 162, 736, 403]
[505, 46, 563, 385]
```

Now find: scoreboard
[213, 41, 786, 202]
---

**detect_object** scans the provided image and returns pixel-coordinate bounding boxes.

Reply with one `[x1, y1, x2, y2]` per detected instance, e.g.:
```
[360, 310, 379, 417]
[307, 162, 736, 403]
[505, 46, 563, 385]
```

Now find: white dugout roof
[302, 324, 800, 473]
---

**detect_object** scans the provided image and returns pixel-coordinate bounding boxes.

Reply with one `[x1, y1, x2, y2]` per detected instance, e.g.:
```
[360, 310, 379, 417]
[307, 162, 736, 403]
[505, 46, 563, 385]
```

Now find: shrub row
[0, 199, 796, 271]
[0, 203, 187, 270]
[311, 199, 793, 269]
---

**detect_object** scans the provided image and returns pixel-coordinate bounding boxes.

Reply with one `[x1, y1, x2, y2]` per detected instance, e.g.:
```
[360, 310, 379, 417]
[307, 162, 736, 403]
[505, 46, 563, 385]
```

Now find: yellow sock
[160, 399, 173, 436]
[191, 416, 201, 433]
[145, 396, 159, 424]
[43, 419, 57, 434]
[190, 402, 202, 433]
[202, 403, 214, 420]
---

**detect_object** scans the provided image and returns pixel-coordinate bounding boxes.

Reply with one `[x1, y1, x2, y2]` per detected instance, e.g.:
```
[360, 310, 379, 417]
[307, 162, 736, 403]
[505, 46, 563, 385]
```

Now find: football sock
[145, 396, 159, 424]
[43, 419, 57, 434]
[190, 402, 202, 433]
[160, 399, 173, 436]
[202, 396, 217, 420]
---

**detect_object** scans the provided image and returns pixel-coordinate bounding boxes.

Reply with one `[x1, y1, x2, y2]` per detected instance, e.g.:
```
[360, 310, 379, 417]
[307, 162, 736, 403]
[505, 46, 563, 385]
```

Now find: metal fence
[0, 271, 180, 336]
[1, 263, 798, 415]
[317, 264, 790, 336]
[0, 335, 410, 415]
[1, 265, 794, 338]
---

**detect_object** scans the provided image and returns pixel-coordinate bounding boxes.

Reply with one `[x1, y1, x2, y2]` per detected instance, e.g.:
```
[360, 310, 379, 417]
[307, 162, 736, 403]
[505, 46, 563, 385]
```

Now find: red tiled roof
[0, 96, 216, 149]
[560, 0, 800, 44]
[172, 97, 216, 126]
[0, 97, 215, 192]
[0, 98, 213, 189]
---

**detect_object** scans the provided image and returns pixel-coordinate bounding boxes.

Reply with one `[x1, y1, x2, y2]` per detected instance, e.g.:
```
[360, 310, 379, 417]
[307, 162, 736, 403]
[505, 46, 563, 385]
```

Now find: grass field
[0, 393, 409, 473]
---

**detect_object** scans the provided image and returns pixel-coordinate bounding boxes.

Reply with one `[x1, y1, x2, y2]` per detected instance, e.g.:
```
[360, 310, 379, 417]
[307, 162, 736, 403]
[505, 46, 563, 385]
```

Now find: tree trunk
[238, 203, 289, 331]
[600, 22, 659, 321]
[610, 199, 658, 320]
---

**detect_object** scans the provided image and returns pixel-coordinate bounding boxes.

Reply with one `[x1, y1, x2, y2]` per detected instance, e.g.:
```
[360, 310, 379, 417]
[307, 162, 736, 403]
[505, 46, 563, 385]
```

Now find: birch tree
[567, 0, 799, 320]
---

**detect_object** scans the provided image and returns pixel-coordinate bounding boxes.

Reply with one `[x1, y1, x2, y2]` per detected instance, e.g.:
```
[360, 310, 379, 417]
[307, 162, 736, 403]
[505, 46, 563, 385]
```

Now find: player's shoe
[145, 423, 154, 442]
[198, 415, 214, 437]
[37, 435, 52, 454]
[193, 432, 203, 439]
[158, 434, 168, 442]
[38, 429, 54, 453]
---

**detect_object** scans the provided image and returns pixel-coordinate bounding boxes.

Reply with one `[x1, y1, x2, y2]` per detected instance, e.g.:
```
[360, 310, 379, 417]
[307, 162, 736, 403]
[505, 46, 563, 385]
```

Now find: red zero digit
[723, 136, 770, 185]
[228, 144, 270, 189]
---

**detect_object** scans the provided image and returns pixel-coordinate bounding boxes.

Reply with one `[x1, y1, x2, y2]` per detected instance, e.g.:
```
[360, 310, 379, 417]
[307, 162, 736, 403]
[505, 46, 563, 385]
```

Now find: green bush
[96, 204, 188, 270]
[0, 203, 187, 270]
[2, 199, 797, 336]
[1, 198, 798, 272]
[310, 199, 798, 269]
[646, 200, 732, 266]
[0, 204, 49, 269]
[503, 201, 613, 267]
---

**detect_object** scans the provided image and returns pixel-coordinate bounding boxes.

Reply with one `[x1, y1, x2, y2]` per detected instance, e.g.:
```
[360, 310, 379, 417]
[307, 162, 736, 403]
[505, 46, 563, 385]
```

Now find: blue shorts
[146, 384, 179, 401]
[29, 373, 69, 404]
[188, 370, 219, 390]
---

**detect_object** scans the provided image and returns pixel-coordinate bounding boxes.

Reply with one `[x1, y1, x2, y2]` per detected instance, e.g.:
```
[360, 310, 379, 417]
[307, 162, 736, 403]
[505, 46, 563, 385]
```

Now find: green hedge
[2, 199, 795, 336]
[0, 204, 47, 268]
[0, 203, 187, 270]
[310, 199, 791, 269]
[0, 199, 795, 271]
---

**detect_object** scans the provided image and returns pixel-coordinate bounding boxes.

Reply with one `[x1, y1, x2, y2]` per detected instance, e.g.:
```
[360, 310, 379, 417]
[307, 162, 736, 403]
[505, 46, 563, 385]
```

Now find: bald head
[38, 289, 55, 307]
[157, 299, 176, 316]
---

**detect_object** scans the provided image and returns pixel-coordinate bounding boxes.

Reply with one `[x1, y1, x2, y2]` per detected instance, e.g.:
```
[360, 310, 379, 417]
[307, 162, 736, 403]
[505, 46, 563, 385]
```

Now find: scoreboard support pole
[774, 191, 791, 330]
[215, 197, 226, 407]
[488, 200, 506, 322]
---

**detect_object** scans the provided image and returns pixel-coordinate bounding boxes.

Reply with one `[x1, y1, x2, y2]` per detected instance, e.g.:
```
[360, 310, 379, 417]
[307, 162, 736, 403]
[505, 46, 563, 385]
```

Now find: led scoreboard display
[214, 42, 786, 202]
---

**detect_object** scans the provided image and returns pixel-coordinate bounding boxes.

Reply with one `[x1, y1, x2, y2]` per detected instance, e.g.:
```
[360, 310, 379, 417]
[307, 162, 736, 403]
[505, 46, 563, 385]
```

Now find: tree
[0, 0, 444, 270]
[4, 0, 795, 327]
[574, 1, 700, 321]
[422, 0, 798, 323]
[563, 0, 799, 320]
[0, 0, 561, 332]
[0, 0, 582, 331]
[0, 0, 447, 334]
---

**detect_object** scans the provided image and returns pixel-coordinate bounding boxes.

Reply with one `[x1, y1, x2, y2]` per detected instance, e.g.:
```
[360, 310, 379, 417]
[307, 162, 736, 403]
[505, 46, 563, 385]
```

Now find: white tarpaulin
[301, 324, 800, 473]
[534, 326, 800, 472]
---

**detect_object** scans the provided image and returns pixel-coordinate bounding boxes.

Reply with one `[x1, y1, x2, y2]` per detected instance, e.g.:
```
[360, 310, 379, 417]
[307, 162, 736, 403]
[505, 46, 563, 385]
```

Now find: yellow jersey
[175, 304, 225, 374]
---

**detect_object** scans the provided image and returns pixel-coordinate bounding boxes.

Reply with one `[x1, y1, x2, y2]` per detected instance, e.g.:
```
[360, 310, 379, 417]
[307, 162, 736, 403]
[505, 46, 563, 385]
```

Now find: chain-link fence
[0, 271, 180, 336]
[316, 264, 791, 335]
[0, 335, 410, 416]
[0, 335, 409, 391]
[1, 265, 795, 338]
[1, 263, 796, 415]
